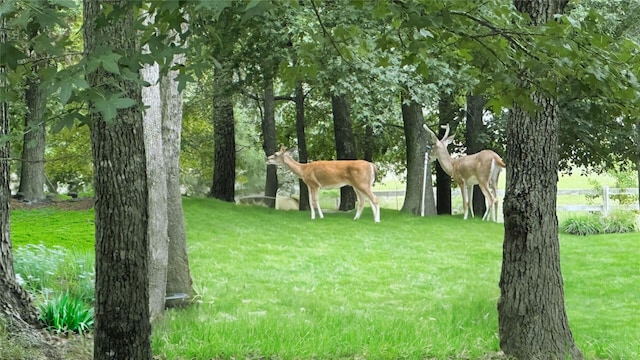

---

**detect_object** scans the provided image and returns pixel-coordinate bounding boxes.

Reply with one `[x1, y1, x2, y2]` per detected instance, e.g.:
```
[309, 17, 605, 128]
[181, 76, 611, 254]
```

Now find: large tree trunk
[141, 50, 169, 321]
[84, 1, 151, 359]
[262, 77, 278, 208]
[294, 82, 310, 210]
[465, 94, 488, 217]
[400, 98, 436, 216]
[331, 94, 357, 211]
[210, 63, 236, 202]
[499, 3, 581, 359]
[0, 17, 60, 359]
[162, 40, 194, 305]
[435, 92, 455, 214]
[18, 72, 47, 202]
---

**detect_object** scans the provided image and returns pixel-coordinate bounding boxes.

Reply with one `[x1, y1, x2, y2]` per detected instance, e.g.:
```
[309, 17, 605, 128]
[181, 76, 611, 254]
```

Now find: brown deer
[266, 146, 380, 222]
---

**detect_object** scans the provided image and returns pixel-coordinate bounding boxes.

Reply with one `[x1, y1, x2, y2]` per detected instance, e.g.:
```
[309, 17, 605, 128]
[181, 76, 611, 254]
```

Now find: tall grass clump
[561, 211, 638, 235]
[39, 292, 94, 335]
[13, 244, 95, 333]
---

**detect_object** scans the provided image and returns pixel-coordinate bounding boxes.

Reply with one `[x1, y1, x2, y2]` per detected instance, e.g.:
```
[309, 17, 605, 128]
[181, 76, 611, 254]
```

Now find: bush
[39, 293, 94, 335]
[13, 244, 95, 334]
[561, 211, 638, 235]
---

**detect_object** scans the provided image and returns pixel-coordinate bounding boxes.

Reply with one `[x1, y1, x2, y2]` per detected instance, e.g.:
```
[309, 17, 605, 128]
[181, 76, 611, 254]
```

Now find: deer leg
[461, 182, 470, 220]
[309, 187, 323, 219]
[479, 184, 494, 221]
[353, 190, 365, 220]
[359, 187, 380, 223]
[467, 185, 475, 218]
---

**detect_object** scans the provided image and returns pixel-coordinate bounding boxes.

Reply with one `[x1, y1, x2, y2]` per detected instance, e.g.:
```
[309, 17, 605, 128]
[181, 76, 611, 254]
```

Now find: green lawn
[152, 198, 638, 360]
[9, 196, 639, 359]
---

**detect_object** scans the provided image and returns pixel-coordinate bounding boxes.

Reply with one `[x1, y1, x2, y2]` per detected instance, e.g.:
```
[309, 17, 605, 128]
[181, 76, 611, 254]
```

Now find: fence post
[602, 186, 610, 216]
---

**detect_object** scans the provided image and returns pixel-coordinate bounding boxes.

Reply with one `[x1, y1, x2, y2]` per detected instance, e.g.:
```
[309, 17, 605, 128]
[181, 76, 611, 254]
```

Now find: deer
[266, 146, 380, 223]
[423, 124, 506, 222]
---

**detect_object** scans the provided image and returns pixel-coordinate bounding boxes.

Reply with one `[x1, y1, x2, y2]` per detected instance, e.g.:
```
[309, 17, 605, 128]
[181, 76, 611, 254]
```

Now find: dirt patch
[10, 198, 94, 211]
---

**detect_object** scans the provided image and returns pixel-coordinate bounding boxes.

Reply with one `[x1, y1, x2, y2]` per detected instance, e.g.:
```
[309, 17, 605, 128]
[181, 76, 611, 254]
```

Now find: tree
[141, 19, 169, 321]
[435, 92, 456, 215]
[161, 18, 194, 305]
[209, 63, 236, 202]
[465, 94, 489, 217]
[498, 0, 583, 358]
[400, 97, 436, 216]
[83, 0, 151, 358]
[332, 94, 357, 211]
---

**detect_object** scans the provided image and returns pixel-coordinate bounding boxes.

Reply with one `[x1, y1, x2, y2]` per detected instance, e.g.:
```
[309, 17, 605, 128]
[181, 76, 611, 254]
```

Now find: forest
[1, 0, 639, 359]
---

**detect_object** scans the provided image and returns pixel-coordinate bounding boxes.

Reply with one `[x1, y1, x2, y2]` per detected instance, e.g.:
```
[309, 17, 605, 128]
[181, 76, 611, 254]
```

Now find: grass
[8, 190, 639, 359]
[10, 207, 94, 251]
[149, 198, 638, 360]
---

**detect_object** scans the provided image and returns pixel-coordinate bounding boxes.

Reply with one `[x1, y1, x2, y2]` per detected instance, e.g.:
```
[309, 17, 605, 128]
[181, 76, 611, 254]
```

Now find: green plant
[560, 211, 638, 235]
[38, 292, 94, 335]
[603, 211, 639, 233]
[560, 214, 605, 235]
[13, 244, 68, 293]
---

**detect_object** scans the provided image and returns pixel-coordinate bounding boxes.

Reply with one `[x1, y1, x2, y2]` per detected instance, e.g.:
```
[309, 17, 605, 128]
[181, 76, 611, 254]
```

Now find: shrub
[13, 244, 68, 293]
[39, 293, 94, 335]
[561, 214, 605, 236]
[561, 211, 638, 235]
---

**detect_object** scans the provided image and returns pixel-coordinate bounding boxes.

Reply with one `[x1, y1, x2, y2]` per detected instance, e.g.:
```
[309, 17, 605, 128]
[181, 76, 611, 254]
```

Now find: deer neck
[434, 146, 455, 177]
[282, 154, 306, 178]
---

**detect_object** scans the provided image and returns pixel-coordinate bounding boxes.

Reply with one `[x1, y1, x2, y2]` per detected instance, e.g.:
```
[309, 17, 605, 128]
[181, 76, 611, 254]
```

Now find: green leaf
[112, 97, 137, 110]
[0, 43, 27, 70]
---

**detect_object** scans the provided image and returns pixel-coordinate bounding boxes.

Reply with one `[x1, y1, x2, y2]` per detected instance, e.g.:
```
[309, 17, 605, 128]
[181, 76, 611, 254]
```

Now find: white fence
[373, 187, 640, 216]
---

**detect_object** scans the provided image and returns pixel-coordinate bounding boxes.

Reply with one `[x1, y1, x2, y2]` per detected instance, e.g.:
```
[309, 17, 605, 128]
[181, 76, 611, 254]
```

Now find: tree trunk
[210, 64, 236, 202]
[18, 72, 46, 202]
[262, 77, 278, 208]
[141, 50, 169, 321]
[0, 17, 60, 359]
[400, 97, 436, 216]
[84, 1, 151, 359]
[465, 94, 488, 217]
[500, 5, 581, 359]
[295, 82, 310, 210]
[363, 124, 374, 162]
[436, 92, 455, 215]
[162, 38, 194, 306]
[331, 94, 357, 211]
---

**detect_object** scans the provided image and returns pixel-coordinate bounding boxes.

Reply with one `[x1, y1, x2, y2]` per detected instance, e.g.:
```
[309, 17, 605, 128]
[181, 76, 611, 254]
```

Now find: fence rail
[374, 186, 640, 215]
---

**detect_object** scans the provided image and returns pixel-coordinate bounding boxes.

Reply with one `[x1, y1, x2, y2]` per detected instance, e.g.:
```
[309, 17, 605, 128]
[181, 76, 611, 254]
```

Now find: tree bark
[436, 92, 455, 214]
[162, 36, 194, 306]
[294, 82, 310, 210]
[84, 1, 151, 359]
[331, 94, 357, 211]
[500, 3, 581, 359]
[18, 72, 47, 202]
[141, 48, 169, 321]
[465, 94, 488, 217]
[400, 97, 436, 216]
[210, 63, 236, 202]
[262, 77, 278, 208]
[0, 16, 60, 359]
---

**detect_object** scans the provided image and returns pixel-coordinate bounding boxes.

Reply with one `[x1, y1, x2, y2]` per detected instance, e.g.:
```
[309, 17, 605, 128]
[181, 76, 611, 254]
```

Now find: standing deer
[423, 124, 506, 222]
[266, 146, 380, 223]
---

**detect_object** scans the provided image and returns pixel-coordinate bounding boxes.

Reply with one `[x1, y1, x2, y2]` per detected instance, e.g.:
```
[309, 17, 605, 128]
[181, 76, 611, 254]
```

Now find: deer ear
[444, 135, 455, 146]
[279, 145, 287, 152]
[288, 146, 298, 154]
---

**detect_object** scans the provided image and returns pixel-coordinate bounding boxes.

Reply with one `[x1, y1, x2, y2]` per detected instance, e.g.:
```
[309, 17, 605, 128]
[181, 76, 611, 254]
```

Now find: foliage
[13, 243, 95, 303]
[560, 211, 638, 235]
[39, 292, 94, 335]
[584, 167, 639, 205]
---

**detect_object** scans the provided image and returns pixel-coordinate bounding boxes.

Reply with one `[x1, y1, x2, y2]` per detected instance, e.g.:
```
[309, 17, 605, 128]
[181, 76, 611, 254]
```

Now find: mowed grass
[8, 194, 638, 359]
[149, 198, 639, 360]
